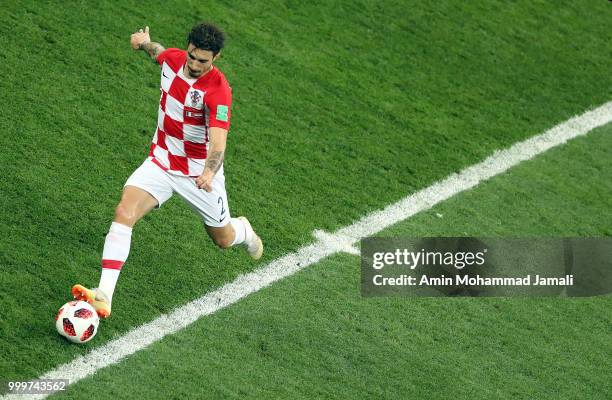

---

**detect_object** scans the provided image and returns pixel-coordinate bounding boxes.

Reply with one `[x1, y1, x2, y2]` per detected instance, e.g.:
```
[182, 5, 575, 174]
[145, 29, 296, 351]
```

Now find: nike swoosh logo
[162, 72, 169, 78]
[219, 216, 226, 223]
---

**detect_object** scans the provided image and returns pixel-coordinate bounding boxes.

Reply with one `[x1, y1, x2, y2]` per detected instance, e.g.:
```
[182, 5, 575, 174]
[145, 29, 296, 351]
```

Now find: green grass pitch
[0, 0, 610, 398]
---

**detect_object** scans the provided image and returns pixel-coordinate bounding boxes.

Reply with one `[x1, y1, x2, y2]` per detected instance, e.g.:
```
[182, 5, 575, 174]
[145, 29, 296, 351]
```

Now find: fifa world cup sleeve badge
[216, 105, 229, 122]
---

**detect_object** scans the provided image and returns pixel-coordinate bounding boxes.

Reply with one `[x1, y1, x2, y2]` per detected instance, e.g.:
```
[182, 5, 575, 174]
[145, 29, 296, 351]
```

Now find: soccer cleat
[71, 284, 112, 319]
[238, 216, 263, 260]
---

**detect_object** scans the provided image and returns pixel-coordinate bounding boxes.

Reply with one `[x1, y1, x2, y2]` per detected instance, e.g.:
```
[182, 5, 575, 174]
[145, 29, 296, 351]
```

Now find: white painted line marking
[7, 101, 612, 400]
[312, 229, 360, 255]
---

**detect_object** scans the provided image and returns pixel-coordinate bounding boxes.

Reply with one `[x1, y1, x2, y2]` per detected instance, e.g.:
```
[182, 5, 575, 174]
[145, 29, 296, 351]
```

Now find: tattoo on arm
[205, 150, 225, 174]
[139, 41, 165, 61]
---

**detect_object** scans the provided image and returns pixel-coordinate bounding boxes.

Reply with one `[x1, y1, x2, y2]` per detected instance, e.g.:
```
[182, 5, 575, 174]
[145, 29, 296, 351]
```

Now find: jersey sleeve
[156, 48, 185, 68]
[206, 81, 232, 130]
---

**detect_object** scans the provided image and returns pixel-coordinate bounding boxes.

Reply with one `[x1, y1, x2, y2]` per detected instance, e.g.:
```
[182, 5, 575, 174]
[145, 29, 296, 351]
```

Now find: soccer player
[71, 23, 263, 318]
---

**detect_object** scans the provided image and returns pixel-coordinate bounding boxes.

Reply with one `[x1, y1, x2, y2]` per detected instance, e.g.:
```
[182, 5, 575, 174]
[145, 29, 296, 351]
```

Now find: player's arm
[195, 127, 227, 192]
[130, 26, 165, 61]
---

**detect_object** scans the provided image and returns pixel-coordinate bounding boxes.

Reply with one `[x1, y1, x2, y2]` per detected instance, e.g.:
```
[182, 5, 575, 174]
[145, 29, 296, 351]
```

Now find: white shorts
[124, 158, 230, 227]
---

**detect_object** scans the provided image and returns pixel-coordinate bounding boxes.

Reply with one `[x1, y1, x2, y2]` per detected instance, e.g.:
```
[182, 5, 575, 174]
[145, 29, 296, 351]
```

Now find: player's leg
[205, 217, 263, 259]
[113, 185, 161, 227]
[204, 223, 235, 249]
[173, 171, 263, 259]
[73, 159, 173, 318]
[72, 186, 159, 317]
[99, 185, 159, 298]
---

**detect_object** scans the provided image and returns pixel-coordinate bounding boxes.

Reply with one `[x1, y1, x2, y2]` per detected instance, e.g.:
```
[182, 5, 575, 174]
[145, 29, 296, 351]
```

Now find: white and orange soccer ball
[55, 300, 99, 343]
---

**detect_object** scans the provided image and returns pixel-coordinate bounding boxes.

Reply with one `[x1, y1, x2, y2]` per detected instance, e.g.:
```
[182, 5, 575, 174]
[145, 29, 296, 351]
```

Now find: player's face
[185, 44, 218, 79]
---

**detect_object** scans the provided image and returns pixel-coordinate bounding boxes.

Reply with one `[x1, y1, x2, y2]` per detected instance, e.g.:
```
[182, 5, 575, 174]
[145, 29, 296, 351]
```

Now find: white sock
[98, 269, 120, 305]
[99, 222, 133, 304]
[230, 217, 251, 246]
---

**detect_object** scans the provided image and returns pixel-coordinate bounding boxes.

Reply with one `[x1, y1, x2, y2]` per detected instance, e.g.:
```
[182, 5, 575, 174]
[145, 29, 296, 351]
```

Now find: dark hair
[187, 22, 225, 55]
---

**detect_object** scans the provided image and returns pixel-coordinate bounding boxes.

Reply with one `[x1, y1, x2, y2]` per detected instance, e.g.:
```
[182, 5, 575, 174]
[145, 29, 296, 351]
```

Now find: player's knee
[212, 235, 233, 249]
[114, 203, 137, 227]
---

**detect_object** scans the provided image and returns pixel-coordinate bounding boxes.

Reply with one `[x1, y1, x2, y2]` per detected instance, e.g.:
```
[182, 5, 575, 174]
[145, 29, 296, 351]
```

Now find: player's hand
[130, 26, 151, 50]
[195, 170, 214, 192]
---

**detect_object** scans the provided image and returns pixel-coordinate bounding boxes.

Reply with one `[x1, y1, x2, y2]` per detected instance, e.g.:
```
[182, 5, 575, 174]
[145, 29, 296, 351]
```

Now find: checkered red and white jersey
[148, 48, 232, 177]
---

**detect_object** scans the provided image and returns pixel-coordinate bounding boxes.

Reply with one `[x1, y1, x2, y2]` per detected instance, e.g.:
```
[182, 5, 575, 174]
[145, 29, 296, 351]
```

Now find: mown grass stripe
[336, 102, 612, 240]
